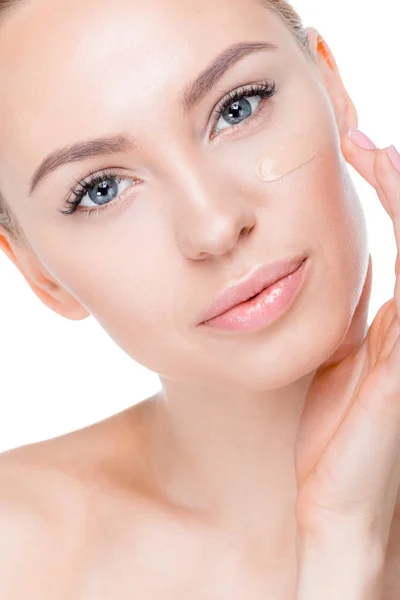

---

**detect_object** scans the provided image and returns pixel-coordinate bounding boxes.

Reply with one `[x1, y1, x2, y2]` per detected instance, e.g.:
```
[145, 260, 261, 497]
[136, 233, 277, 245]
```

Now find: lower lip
[200, 258, 309, 333]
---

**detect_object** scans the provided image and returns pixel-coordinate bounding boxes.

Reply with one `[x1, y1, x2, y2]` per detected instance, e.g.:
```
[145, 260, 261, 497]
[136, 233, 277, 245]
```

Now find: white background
[0, 0, 398, 452]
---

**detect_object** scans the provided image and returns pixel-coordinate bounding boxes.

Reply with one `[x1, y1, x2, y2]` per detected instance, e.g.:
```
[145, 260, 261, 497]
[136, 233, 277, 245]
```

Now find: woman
[0, 0, 399, 597]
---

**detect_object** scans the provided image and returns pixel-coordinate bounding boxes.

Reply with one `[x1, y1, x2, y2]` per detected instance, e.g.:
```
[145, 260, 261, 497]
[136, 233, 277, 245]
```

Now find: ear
[0, 231, 90, 321]
[305, 27, 358, 137]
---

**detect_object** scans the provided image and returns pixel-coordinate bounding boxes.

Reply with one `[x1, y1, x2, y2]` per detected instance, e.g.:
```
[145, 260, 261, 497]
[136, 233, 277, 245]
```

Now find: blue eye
[214, 95, 262, 133]
[211, 77, 277, 135]
[59, 169, 139, 218]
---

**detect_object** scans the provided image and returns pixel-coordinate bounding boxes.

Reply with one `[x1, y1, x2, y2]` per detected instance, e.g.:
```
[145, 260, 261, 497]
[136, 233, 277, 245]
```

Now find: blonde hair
[0, 0, 313, 243]
[263, 0, 315, 61]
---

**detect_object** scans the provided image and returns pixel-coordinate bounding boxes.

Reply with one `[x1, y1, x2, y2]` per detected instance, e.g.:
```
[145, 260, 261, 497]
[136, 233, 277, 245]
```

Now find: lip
[198, 254, 308, 324]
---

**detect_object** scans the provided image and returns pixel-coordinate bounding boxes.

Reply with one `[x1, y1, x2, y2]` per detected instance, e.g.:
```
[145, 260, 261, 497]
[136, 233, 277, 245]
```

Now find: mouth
[198, 255, 308, 324]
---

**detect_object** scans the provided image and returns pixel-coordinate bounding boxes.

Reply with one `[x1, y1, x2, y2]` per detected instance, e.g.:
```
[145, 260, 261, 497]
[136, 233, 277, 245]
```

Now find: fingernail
[348, 126, 377, 150]
[388, 145, 400, 174]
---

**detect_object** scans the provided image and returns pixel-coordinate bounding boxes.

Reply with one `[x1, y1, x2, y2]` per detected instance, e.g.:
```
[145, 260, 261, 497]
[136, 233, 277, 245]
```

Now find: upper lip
[198, 255, 307, 323]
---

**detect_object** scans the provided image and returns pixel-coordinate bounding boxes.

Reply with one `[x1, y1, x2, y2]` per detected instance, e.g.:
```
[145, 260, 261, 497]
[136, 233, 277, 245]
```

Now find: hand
[294, 127, 400, 551]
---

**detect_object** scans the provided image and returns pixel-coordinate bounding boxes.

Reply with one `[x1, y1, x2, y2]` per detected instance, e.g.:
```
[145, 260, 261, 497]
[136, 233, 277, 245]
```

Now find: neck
[144, 371, 317, 543]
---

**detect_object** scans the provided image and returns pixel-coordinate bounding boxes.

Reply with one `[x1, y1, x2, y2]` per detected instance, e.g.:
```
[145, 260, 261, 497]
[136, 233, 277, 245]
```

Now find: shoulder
[0, 441, 94, 597]
[0, 396, 165, 595]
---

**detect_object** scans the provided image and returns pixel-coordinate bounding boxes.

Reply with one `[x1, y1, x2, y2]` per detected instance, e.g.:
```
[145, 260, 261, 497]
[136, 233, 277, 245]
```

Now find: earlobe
[0, 233, 90, 322]
[28, 277, 91, 321]
[23, 267, 91, 321]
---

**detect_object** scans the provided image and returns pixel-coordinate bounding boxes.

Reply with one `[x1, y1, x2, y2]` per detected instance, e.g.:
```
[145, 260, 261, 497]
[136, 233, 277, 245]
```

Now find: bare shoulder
[0, 394, 154, 512]
[0, 397, 159, 597]
[0, 445, 89, 598]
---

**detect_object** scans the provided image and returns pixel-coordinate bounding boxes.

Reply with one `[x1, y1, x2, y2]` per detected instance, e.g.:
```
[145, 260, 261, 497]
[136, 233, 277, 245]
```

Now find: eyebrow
[29, 40, 278, 196]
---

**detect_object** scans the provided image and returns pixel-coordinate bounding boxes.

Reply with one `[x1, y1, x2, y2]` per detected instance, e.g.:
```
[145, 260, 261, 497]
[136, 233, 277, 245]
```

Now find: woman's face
[0, 0, 369, 391]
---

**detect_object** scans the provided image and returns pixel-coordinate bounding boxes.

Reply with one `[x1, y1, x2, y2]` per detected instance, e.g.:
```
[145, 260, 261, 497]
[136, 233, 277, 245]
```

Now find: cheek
[256, 133, 319, 182]
[309, 143, 368, 253]
[29, 209, 182, 360]
[296, 142, 370, 321]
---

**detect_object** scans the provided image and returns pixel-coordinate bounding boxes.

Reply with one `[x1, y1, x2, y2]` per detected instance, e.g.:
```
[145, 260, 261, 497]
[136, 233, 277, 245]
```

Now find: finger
[341, 130, 393, 218]
[341, 129, 379, 187]
[374, 148, 400, 220]
[342, 132, 400, 302]
[374, 149, 400, 318]
[342, 132, 400, 313]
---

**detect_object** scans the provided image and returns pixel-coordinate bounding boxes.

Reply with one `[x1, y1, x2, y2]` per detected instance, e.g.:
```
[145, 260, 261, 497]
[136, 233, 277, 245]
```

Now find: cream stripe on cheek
[256, 133, 319, 182]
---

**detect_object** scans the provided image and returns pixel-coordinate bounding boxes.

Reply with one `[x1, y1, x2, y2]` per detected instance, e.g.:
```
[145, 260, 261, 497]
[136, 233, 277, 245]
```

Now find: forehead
[0, 0, 292, 198]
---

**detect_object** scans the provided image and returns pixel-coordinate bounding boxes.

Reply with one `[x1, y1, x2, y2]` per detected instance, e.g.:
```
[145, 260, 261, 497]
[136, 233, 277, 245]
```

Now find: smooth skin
[0, 0, 399, 597]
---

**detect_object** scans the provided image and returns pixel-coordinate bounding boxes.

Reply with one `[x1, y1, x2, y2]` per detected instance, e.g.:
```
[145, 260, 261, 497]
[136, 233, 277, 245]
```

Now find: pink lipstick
[199, 256, 309, 333]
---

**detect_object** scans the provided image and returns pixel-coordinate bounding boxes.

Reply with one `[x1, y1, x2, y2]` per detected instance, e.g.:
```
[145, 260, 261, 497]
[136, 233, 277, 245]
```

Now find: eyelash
[59, 77, 278, 218]
[211, 77, 277, 136]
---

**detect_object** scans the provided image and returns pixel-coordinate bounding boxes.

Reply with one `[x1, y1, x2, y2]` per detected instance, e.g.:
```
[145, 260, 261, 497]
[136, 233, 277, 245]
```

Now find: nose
[172, 168, 257, 260]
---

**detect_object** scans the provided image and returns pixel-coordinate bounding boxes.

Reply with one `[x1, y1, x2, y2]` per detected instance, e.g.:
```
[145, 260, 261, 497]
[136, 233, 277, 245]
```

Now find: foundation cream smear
[257, 133, 319, 182]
